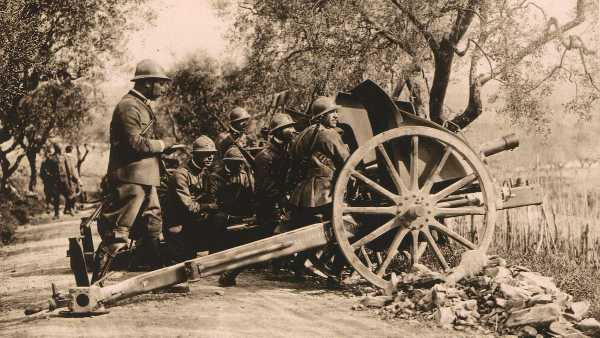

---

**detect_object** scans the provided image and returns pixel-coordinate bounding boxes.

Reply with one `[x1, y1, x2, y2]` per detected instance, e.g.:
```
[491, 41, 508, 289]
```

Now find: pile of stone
[352, 253, 600, 337]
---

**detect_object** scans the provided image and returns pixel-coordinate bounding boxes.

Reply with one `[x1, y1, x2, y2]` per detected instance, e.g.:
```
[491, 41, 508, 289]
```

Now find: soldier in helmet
[216, 113, 298, 287]
[92, 59, 179, 282]
[215, 106, 251, 157]
[213, 147, 255, 219]
[287, 96, 350, 279]
[255, 113, 297, 236]
[163, 135, 220, 263]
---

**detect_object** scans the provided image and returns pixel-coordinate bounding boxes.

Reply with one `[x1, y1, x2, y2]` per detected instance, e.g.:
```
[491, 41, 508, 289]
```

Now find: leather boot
[91, 241, 127, 284]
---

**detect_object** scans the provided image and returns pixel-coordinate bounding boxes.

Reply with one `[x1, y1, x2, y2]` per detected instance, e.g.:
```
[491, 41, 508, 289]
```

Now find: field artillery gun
[50, 80, 542, 316]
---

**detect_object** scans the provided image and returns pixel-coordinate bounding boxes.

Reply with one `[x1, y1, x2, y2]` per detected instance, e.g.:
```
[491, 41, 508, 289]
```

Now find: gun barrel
[480, 133, 519, 157]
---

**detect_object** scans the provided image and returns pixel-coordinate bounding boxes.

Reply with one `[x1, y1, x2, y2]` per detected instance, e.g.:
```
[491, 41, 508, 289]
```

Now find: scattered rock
[516, 271, 558, 294]
[568, 301, 591, 322]
[549, 320, 588, 338]
[485, 266, 512, 283]
[214, 290, 225, 296]
[520, 325, 537, 337]
[505, 303, 560, 328]
[528, 294, 552, 306]
[360, 295, 393, 308]
[576, 318, 600, 337]
[435, 307, 456, 326]
[499, 283, 530, 302]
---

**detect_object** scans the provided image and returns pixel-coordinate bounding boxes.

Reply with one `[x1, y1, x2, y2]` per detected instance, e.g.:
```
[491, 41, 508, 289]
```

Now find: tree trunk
[429, 40, 455, 124]
[26, 150, 37, 192]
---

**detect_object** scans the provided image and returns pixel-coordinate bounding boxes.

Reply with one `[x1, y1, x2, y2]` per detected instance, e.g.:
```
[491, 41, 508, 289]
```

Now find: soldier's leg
[51, 187, 61, 219]
[92, 182, 146, 281]
[133, 185, 164, 269]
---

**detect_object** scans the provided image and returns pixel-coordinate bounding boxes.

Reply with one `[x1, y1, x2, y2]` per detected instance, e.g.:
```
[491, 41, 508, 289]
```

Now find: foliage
[0, 191, 46, 246]
[158, 52, 253, 143]
[215, 0, 598, 127]
[0, 0, 154, 190]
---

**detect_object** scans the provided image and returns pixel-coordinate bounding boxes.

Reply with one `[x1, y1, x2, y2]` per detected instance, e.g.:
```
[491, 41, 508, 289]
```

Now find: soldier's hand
[164, 144, 186, 154]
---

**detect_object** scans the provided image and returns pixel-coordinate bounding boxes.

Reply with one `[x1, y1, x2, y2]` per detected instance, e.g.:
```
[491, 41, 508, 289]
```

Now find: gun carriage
[52, 80, 540, 316]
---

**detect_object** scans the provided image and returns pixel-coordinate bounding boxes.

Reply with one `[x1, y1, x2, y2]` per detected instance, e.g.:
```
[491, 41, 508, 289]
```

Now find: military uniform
[164, 159, 219, 262]
[215, 130, 248, 158]
[288, 123, 349, 226]
[64, 151, 80, 214]
[97, 89, 166, 242]
[213, 152, 255, 218]
[255, 139, 289, 234]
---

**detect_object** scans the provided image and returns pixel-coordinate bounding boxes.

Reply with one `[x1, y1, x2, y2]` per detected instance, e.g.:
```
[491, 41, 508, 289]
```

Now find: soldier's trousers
[97, 182, 162, 242]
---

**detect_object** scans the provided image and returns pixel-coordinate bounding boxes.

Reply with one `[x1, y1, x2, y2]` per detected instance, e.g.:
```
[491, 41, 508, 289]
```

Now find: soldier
[288, 96, 349, 225]
[213, 147, 255, 219]
[45, 143, 74, 220]
[39, 146, 54, 213]
[287, 96, 350, 280]
[254, 113, 297, 236]
[216, 113, 298, 287]
[215, 107, 251, 157]
[64, 145, 81, 215]
[92, 59, 178, 283]
[164, 135, 219, 263]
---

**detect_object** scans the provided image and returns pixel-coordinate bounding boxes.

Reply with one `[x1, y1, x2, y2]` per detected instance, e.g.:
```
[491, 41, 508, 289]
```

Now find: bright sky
[126, 0, 228, 68]
[101, 0, 229, 106]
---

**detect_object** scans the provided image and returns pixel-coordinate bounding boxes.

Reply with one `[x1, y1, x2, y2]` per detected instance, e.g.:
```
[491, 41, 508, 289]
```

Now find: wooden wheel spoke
[350, 169, 397, 201]
[423, 228, 450, 270]
[376, 228, 409, 277]
[416, 242, 427, 262]
[421, 147, 451, 193]
[344, 206, 398, 215]
[360, 246, 373, 270]
[351, 217, 401, 249]
[410, 136, 419, 190]
[432, 173, 477, 202]
[430, 220, 476, 250]
[410, 229, 420, 265]
[376, 144, 409, 194]
[435, 206, 486, 217]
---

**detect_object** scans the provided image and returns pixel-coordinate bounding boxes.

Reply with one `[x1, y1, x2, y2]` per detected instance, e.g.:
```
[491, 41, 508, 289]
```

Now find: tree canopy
[214, 0, 598, 128]
[0, 0, 153, 190]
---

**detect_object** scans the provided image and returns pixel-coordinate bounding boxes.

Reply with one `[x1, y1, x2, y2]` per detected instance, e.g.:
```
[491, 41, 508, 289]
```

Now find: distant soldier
[215, 107, 251, 157]
[254, 113, 297, 236]
[287, 97, 350, 280]
[92, 59, 178, 283]
[164, 136, 219, 263]
[39, 146, 54, 212]
[44, 143, 72, 219]
[64, 145, 81, 215]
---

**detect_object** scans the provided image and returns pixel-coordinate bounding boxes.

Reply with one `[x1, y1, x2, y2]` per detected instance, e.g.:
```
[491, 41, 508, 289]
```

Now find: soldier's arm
[116, 104, 165, 155]
[170, 170, 215, 218]
[322, 130, 350, 168]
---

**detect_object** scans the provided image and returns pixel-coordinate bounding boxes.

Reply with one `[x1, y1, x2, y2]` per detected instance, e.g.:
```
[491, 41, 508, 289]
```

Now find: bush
[0, 192, 47, 246]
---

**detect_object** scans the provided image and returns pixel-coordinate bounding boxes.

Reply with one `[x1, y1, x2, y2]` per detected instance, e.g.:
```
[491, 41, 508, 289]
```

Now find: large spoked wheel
[332, 126, 497, 290]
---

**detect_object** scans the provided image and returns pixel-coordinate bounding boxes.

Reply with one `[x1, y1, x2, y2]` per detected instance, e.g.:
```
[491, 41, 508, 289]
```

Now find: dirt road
[0, 217, 479, 337]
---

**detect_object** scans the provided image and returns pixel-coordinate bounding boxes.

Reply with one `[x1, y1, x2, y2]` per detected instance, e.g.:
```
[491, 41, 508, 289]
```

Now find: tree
[215, 0, 598, 128]
[0, 0, 154, 191]
[13, 79, 91, 190]
[158, 53, 254, 143]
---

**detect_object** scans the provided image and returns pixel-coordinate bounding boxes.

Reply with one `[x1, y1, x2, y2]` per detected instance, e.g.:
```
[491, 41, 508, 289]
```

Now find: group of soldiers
[91, 59, 350, 287]
[40, 143, 82, 220]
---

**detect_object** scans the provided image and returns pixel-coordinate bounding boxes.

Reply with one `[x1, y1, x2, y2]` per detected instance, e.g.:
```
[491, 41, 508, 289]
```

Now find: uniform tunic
[255, 140, 289, 233]
[98, 90, 165, 241]
[288, 124, 350, 208]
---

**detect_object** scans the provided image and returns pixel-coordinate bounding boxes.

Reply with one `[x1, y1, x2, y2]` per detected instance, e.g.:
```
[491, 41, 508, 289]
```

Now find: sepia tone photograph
[0, 0, 599, 337]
